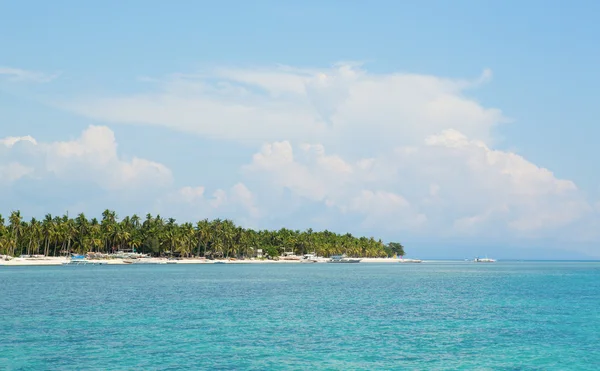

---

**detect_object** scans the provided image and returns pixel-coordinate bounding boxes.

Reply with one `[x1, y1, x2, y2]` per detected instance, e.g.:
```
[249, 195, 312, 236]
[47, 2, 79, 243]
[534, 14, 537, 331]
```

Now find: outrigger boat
[327, 254, 361, 263]
[63, 254, 107, 266]
[398, 255, 422, 263]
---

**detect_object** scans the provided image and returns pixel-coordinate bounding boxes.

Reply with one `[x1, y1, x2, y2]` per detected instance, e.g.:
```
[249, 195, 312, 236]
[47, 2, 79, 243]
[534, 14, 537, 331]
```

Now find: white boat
[131, 258, 167, 265]
[398, 258, 423, 263]
[300, 254, 318, 263]
[63, 260, 104, 266]
[63, 254, 107, 266]
[474, 257, 496, 263]
[110, 251, 150, 259]
[300, 253, 327, 263]
[327, 254, 361, 263]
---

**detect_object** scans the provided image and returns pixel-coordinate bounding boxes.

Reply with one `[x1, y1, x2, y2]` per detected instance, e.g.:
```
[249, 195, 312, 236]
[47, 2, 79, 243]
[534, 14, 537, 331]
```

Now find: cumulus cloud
[1, 135, 38, 148]
[45, 126, 173, 190]
[0, 124, 263, 224]
[0, 125, 173, 190]
[0, 162, 34, 183]
[229, 183, 260, 218]
[158, 182, 260, 223]
[242, 130, 591, 238]
[8, 62, 597, 254]
[243, 139, 429, 232]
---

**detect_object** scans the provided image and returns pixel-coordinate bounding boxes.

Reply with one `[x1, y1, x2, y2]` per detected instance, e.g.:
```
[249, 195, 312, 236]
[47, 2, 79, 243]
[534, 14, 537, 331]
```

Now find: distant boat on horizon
[474, 256, 496, 263]
[398, 255, 422, 263]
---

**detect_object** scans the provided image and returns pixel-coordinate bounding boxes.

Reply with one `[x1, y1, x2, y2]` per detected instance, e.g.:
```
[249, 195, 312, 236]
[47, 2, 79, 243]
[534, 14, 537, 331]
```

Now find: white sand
[360, 258, 402, 263]
[0, 257, 68, 266]
[0, 257, 413, 266]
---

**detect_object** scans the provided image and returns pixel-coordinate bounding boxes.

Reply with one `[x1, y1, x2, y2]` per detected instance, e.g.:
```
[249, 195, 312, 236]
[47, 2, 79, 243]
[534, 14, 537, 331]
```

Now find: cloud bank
[63, 64, 504, 152]
[2, 63, 598, 256]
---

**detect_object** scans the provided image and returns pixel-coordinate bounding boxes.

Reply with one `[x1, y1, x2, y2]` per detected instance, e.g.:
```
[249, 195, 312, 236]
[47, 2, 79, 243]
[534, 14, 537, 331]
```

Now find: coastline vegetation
[0, 210, 405, 259]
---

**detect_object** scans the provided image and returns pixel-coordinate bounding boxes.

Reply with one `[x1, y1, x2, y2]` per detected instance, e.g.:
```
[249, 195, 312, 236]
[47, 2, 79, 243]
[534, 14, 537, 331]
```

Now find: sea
[1, 261, 599, 370]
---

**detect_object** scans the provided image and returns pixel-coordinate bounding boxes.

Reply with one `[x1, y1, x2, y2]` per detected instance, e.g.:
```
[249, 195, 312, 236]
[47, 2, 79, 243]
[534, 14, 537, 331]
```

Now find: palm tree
[26, 217, 42, 255]
[0, 209, 401, 258]
[8, 210, 23, 256]
[0, 214, 7, 255]
[195, 219, 210, 257]
[101, 209, 117, 252]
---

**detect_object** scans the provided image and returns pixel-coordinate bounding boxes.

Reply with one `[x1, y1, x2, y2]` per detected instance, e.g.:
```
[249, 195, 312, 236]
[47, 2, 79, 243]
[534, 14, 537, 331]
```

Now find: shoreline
[0, 257, 424, 266]
[3, 258, 598, 267]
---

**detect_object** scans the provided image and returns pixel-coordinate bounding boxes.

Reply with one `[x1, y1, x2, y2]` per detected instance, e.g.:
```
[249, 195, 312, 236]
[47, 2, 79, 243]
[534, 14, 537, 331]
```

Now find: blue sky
[1, 0, 600, 259]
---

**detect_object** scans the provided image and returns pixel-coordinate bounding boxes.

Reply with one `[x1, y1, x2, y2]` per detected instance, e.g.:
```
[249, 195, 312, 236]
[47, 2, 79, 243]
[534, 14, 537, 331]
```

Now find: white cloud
[0, 66, 59, 83]
[209, 189, 228, 209]
[7, 62, 598, 253]
[0, 162, 34, 183]
[243, 139, 428, 231]
[0, 125, 173, 190]
[346, 190, 428, 230]
[244, 140, 355, 203]
[159, 182, 260, 222]
[243, 130, 591, 237]
[424, 129, 578, 198]
[61, 64, 504, 152]
[1, 135, 38, 148]
[178, 186, 206, 203]
[229, 183, 260, 218]
[45, 126, 173, 190]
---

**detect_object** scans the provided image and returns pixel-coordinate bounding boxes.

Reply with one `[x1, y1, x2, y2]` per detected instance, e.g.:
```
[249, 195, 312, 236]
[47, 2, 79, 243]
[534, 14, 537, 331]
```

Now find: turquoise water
[1, 262, 599, 370]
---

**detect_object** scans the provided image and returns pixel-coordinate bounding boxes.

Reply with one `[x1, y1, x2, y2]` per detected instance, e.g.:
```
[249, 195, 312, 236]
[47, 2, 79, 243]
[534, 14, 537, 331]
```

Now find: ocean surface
[1, 261, 599, 370]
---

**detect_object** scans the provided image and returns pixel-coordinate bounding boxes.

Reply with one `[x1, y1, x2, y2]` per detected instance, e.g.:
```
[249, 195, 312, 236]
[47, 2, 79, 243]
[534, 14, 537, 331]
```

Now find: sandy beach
[0, 257, 414, 266]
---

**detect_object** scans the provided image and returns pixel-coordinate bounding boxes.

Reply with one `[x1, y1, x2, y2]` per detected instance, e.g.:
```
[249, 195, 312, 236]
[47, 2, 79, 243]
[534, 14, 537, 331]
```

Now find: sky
[1, 0, 600, 259]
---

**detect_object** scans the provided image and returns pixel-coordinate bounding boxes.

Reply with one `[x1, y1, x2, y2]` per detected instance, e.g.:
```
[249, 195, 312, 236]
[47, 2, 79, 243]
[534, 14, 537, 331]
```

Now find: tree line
[0, 210, 406, 258]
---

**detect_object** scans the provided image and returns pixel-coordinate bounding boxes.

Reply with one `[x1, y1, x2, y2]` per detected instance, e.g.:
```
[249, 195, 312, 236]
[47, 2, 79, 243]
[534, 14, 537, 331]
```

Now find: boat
[280, 251, 301, 261]
[327, 254, 361, 263]
[474, 257, 496, 263]
[300, 253, 317, 263]
[130, 258, 167, 265]
[398, 258, 423, 263]
[63, 254, 107, 266]
[397, 255, 422, 263]
[110, 251, 150, 259]
[300, 253, 320, 263]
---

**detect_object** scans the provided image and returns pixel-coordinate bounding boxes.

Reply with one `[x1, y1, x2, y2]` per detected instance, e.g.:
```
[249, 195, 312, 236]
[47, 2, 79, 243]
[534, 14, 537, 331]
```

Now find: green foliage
[264, 246, 280, 258]
[385, 242, 405, 257]
[0, 210, 406, 258]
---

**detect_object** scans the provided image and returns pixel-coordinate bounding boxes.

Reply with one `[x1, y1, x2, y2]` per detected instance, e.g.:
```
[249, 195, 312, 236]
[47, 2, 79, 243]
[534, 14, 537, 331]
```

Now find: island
[0, 210, 407, 265]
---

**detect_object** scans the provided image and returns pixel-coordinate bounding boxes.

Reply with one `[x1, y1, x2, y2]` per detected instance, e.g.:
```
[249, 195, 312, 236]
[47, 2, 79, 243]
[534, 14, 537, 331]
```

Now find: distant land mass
[0, 210, 406, 259]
